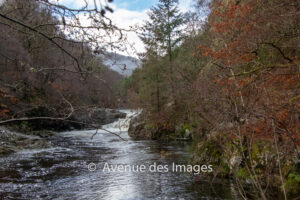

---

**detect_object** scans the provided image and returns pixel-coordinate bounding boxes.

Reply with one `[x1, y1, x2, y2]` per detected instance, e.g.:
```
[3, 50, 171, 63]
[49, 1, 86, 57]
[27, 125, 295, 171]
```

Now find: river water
[0, 110, 242, 200]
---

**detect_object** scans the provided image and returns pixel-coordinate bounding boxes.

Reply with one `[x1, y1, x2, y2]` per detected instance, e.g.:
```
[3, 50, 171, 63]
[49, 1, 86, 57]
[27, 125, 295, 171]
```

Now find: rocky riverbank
[0, 126, 54, 156]
[72, 108, 127, 129]
[8, 107, 127, 132]
[0, 108, 127, 156]
[127, 111, 300, 197]
[128, 111, 191, 141]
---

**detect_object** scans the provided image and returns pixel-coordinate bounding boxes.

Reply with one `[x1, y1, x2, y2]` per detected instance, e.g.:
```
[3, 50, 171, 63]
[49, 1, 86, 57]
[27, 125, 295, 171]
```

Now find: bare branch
[0, 12, 82, 72]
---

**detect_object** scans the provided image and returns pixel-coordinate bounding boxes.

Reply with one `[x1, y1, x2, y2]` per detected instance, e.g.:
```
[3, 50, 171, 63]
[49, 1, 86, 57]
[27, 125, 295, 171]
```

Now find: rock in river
[72, 108, 127, 128]
[0, 126, 53, 156]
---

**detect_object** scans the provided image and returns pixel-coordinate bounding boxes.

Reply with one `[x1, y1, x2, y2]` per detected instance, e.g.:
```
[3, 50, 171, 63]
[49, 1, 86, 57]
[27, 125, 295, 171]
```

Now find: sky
[58, 0, 195, 57]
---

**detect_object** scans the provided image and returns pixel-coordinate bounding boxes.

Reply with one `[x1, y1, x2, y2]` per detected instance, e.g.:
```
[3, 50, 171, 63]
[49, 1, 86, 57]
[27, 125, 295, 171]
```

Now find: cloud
[57, 0, 116, 10]
[57, 0, 87, 8]
[179, 0, 194, 12]
[107, 8, 149, 56]
[107, 0, 195, 56]
[57, 0, 194, 57]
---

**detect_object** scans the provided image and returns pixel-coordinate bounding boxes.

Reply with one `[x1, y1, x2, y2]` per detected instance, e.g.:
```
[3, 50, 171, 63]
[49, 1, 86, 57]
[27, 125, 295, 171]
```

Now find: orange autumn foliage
[194, 0, 300, 145]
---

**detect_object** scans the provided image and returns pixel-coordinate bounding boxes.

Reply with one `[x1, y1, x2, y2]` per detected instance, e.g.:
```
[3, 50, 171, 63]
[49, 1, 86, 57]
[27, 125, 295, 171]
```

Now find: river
[0, 110, 242, 200]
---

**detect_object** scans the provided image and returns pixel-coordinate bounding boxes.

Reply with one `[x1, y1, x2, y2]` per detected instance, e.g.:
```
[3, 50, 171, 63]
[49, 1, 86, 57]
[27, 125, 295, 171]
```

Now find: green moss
[218, 160, 231, 177]
[197, 140, 223, 164]
[251, 143, 260, 161]
[176, 124, 192, 138]
[145, 123, 155, 129]
[285, 173, 300, 195]
[237, 168, 249, 179]
[182, 124, 191, 131]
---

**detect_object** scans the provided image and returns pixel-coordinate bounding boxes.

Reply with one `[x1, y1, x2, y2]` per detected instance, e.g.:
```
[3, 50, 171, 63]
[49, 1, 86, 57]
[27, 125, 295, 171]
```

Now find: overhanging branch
[0, 13, 82, 72]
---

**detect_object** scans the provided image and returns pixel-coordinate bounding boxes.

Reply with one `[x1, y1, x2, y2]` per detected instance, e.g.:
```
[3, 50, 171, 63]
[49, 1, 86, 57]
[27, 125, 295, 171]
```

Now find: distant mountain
[100, 52, 141, 76]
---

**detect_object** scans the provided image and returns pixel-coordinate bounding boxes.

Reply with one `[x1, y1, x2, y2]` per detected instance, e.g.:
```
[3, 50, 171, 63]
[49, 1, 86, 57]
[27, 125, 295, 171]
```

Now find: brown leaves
[0, 89, 19, 104]
[0, 109, 10, 118]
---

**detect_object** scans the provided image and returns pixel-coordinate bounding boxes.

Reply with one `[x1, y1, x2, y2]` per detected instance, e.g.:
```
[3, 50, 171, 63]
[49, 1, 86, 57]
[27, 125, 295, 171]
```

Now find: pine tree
[139, 0, 184, 107]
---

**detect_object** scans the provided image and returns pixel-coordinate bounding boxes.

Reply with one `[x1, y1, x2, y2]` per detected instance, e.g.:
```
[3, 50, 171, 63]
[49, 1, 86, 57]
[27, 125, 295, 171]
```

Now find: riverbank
[1, 108, 299, 199]
[0, 126, 54, 156]
[127, 111, 300, 198]
[0, 111, 252, 199]
[0, 108, 127, 156]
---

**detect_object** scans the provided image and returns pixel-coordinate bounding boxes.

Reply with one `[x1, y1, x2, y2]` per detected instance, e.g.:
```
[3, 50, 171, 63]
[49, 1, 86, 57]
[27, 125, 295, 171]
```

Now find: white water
[102, 109, 141, 132]
[0, 109, 240, 200]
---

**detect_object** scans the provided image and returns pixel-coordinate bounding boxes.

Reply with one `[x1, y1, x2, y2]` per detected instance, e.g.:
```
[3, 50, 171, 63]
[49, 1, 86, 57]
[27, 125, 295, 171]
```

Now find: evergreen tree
[139, 0, 184, 107]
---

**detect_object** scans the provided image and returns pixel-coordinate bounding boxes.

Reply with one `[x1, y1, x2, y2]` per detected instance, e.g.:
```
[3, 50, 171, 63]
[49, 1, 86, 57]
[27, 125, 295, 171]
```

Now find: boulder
[72, 108, 126, 128]
[128, 112, 151, 139]
[22, 106, 126, 131]
[0, 126, 53, 156]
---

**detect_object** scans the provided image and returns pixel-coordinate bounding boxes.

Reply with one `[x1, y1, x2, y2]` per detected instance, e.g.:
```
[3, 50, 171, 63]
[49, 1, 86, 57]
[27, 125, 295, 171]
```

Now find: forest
[0, 0, 299, 199]
[126, 0, 300, 198]
[0, 0, 125, 129]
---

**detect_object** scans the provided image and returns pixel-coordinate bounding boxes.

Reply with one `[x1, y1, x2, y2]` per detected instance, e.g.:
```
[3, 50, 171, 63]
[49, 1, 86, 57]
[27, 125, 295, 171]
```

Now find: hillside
[0, 0, 124, 125]
[100, 52, 141, 76]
